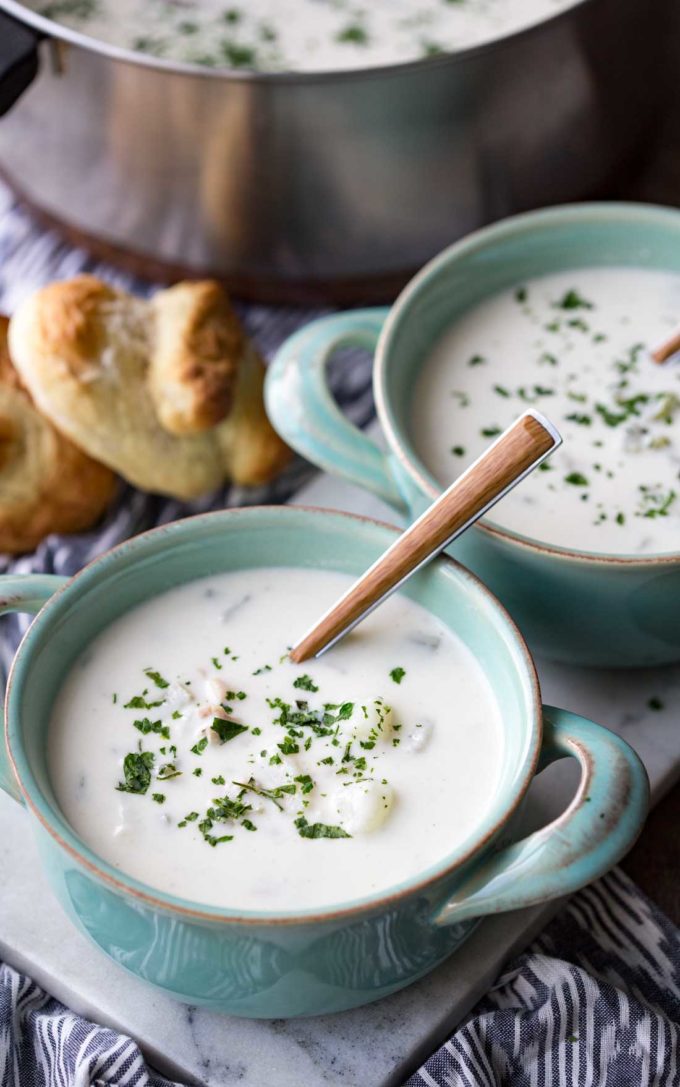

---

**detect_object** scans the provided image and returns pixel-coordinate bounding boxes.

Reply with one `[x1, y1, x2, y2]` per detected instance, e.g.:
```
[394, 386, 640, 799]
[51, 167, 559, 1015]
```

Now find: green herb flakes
[295, 816, 351, 839]
[293, 674, 319, 693]
[117, 751, 154, 795]
[124, 695, 164, 710]
[211, 719, 249, 744]
[144, 668, 169, 689]
[555, 289, 593, 311]
[133, 717, 170, 740]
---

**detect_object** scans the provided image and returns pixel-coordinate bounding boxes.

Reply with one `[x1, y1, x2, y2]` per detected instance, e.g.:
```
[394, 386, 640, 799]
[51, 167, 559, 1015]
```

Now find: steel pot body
[0, 0, 673, 301]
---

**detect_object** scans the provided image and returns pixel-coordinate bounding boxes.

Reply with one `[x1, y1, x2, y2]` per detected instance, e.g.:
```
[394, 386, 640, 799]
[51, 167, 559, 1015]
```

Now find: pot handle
[266, 308, 407, 510]
[0, 574, 67, 803]
[0, 12, 41, 117]
[433, 706, 649, 926]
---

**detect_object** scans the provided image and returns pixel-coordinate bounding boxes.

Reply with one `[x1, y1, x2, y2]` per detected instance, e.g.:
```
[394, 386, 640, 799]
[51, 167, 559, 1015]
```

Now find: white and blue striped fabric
[407, 868, 680, 1087]
[0, 185, 678, 1087]
[1, 868, 678, 1086]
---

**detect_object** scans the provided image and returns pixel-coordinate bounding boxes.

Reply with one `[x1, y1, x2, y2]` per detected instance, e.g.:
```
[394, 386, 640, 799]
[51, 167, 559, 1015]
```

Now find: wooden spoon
[651, 328, 680, 365]
[289, 409, 561, 663]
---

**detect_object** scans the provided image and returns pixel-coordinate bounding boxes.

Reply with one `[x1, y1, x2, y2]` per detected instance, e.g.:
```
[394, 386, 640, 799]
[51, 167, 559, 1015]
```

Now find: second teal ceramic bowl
[0, 507, 647, 1016]
[266, 203, 680, 667]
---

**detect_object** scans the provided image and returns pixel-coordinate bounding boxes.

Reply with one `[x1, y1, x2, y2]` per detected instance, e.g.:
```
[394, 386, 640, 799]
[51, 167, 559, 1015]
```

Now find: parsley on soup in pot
[48, 566, 503, 912]
[28, 0, 576, 71]
[412, 267, 680, 555]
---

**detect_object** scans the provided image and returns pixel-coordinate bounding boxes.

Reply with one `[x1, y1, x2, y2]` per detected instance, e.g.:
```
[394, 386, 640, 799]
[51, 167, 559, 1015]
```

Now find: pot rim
[374, 200, 680, 569]
[5, 504, 542, 926]
[1, 0, 589, 83]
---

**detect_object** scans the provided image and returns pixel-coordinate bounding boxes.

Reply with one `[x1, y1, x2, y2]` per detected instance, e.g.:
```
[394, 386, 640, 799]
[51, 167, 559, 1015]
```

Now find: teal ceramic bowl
[0, 507, 648, 1017]
[266, 202, 680, 667]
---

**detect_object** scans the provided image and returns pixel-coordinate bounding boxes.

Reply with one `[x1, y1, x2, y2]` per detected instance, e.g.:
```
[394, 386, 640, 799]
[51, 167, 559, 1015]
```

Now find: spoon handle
[652, 328, 680, 364]
[289, 409, 560, 663]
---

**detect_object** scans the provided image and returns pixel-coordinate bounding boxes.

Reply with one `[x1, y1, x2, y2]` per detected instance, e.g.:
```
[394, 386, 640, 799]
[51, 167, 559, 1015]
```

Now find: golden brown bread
[149, 280, 240, 436]
[0, 315, 117, 554]
[8, 276, 290, 498]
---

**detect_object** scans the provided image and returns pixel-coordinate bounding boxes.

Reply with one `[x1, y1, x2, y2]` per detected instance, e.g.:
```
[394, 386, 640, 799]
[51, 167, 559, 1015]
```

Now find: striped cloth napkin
[1, 868, 678, 1086]
[0, 185, 678, 1087]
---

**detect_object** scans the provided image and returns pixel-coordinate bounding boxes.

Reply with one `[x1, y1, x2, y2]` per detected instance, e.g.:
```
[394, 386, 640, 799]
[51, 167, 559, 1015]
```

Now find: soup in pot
[28, 0, 574, 72]
[49, 566, 504, 911]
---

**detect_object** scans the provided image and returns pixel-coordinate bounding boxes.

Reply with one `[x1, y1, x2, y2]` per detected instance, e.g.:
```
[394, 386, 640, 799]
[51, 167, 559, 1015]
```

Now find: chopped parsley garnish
[389, 667, 406, 684]
[133, 717, 170, 740]
[295, 816, 351, 839]
[294, 774, 314, 794]
[451, 445, 465, 457]
[641, 490, 676, 519]
[191, 737, 209, 756]
[220, 40, 257, 68]
[124, 694, 164, 710]
[117, 751, 154, 795]
[565, 472, 589, 487]
[211, 718, 249, 744]
[233, 778, 294, 811]
[151, 793, 165, 804]
[481, 426, 501, 438]
[157, 763, 181, 781]
[144, 668, 169, 689]
[555, 289, 593, 311]
[647, 697, 664, 711]
[293, 674, 319, 693]
[336, 23, 368, 44]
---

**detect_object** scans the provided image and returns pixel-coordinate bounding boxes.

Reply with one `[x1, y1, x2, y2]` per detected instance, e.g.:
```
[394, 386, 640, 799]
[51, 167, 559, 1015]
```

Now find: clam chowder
[29, 0, 573, 72]
[412, 267, 680, 555]
[49, 567, 503, 911]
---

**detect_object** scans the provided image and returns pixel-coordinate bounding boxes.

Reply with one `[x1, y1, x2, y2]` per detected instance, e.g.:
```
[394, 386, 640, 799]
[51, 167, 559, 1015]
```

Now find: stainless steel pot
[0, 0, 673, 302]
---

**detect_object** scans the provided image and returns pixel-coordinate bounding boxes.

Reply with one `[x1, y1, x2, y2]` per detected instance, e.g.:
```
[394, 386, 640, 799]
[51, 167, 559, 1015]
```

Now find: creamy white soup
[28, 0, 574, 72]
[412, 267, 680, 555]
[48, 567, 503, 911]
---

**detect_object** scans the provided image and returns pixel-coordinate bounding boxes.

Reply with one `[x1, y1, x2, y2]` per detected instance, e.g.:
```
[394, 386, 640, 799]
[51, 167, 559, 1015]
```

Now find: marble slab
[0, 470, 679, 1087]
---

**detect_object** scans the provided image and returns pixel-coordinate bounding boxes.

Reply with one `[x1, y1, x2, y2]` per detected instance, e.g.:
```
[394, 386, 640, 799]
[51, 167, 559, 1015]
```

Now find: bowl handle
[432, 706, 649, 926]
[0, 574, 67, 803]
[265, 308, 407, 510]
